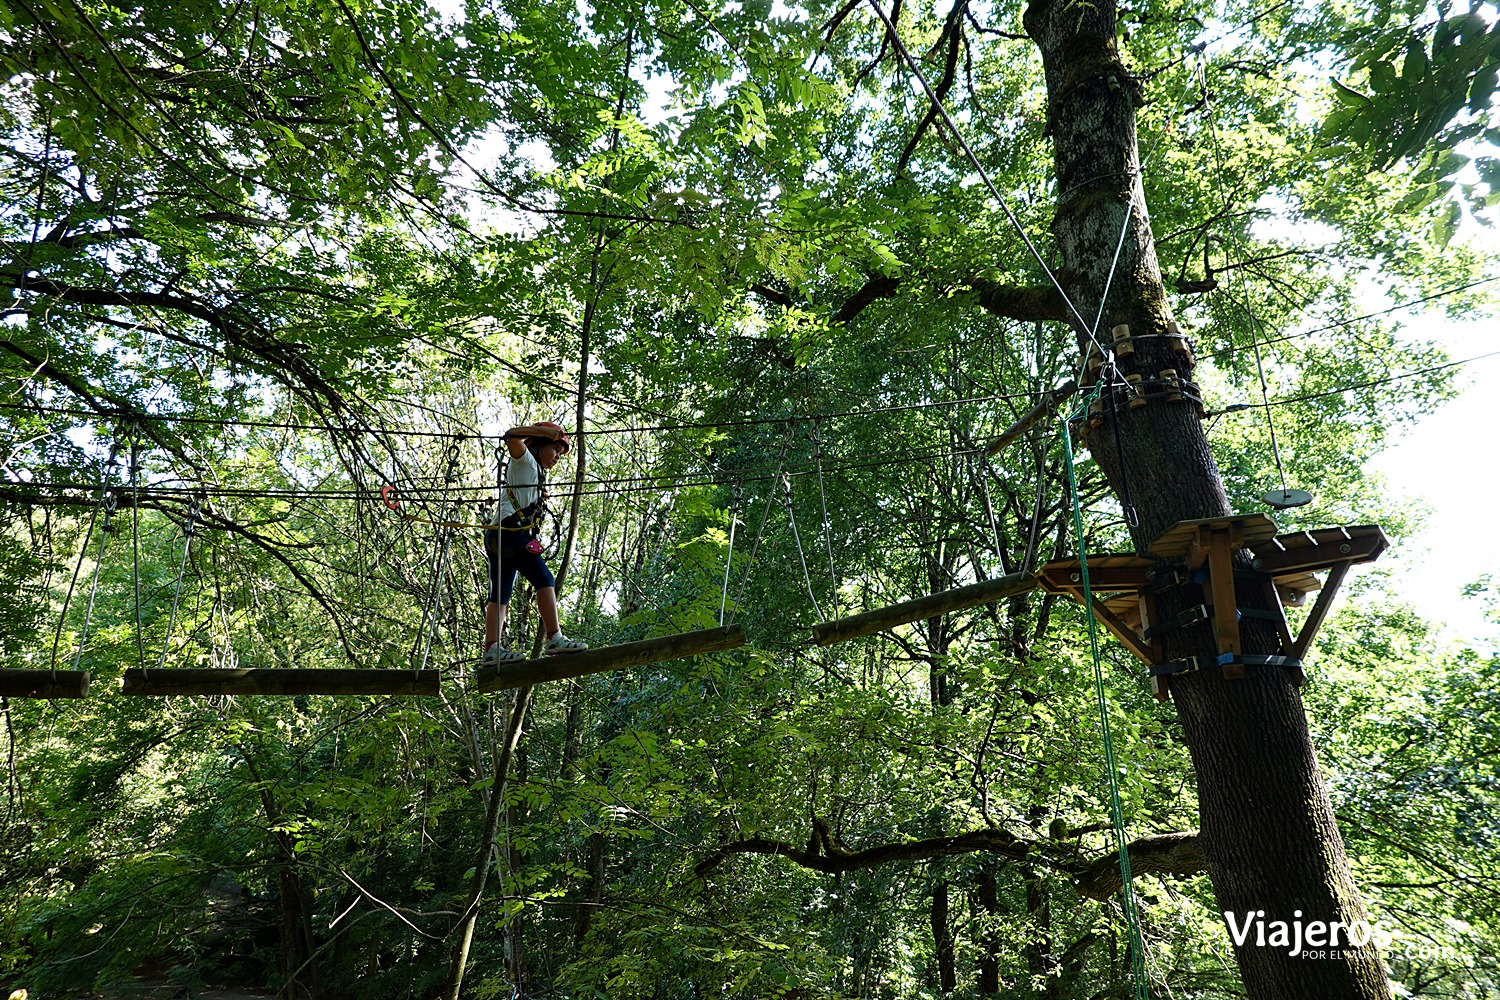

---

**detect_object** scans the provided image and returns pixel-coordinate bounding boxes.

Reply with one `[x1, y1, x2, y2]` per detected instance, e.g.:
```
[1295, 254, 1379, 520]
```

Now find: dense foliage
[2, 0, 1498, 997]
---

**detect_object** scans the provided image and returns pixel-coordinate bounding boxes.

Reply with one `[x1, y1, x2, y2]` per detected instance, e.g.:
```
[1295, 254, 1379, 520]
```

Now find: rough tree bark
[1020, 0, 1391, 996]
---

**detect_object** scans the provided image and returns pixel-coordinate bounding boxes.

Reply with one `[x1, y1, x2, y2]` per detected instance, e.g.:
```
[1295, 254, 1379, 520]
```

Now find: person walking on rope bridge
[483, 421, 589, 665]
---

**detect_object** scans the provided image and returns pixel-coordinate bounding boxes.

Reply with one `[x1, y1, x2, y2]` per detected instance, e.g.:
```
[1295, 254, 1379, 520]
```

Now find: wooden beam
[476, 625, 746, 692]
[0, 670, 90, 699]
[1206, 529, 1244, 678]
[984, 380, 1078, 456]
[1290, 562, 1350, 662]
[1252, 526, 1387, 576]
[121, 668, 440, 697]
[1089, 598, 1155, 664]
[1035, 556, 1153, 595]
[811, 573, 1037, 646]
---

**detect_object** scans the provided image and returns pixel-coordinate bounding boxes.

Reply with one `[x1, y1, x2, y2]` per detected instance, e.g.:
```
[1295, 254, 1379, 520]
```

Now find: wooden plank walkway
[810, 572, 1037, 646]
[121, 668, 440, 697]
[476, 625, 746, 692]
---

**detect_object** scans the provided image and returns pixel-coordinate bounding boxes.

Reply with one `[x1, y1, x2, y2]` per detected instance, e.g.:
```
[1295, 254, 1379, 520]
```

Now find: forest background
[2, 0, 1499, 997]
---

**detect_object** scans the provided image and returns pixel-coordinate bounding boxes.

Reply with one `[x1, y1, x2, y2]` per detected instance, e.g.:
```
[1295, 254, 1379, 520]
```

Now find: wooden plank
[1251, 526, 1387, 576]
[122, 668, 440, 697]
[1035, 557, 1153, 595]
[1206, 530, 1244, 677]
[477, 625, 746, 692]
[1150, 514, 1278, 561]
[1290, 562, 1351, 662]
[0, 670, 90, 699]
[811, 573, 1037, 647]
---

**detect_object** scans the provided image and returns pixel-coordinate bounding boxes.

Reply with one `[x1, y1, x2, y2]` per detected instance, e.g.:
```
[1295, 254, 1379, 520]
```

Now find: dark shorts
[485, 528, 555, 605]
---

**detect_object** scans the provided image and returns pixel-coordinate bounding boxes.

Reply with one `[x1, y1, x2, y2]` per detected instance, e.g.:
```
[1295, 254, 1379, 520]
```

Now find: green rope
[1059, 387, 1150, 1000]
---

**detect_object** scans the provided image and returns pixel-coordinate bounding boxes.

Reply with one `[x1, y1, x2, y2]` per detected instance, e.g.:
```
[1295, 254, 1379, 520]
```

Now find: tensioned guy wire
[863, 0, 1099, 345]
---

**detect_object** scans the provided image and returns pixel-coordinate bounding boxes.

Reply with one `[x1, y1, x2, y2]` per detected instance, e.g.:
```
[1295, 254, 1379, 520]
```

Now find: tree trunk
[1021, 1, 1390, 997]
[974, 860, 1003, 995]
[931, 879, 956, 993]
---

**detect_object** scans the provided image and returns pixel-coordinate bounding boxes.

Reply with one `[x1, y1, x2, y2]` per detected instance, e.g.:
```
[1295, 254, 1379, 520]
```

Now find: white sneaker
[543, 633, 589, 655]
[481, 642, 526, 666]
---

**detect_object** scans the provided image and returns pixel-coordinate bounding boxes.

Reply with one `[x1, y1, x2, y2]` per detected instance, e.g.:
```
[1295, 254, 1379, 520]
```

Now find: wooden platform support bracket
[477, 625, 746, 692]
[122, 668, 441, 697]
[0, 669, 91, 699]
[1150, 515, 1279, 680]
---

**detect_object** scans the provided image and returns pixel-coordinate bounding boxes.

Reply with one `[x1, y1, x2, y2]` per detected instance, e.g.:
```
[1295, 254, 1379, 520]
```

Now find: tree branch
[696, 820, 1030, 877]
[832, 274, 901, 323]
[967, 278, 1071, 322]
[1073, 832, 1204, 901]
[698, 819, 1207, 905]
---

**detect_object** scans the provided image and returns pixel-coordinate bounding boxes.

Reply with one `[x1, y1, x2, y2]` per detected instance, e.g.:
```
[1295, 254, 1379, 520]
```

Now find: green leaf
[1331, 77, 1374, 106]
[1404, 37, 1432, 82]
[1432, 198, 1462, 245]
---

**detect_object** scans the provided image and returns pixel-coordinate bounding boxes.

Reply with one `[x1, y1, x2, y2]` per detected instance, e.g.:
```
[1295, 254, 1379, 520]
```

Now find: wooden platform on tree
[810, 572, 1038, 646]
[1250, 524, 1388, 578]
[1149, 514, 1279, 563]
[476, 625, 746, 692]
[1036, 556, 1157, 662]
[0, 669, 90, 699]
[1034, 556, 1153, 597]
[121, 668, 440, 697]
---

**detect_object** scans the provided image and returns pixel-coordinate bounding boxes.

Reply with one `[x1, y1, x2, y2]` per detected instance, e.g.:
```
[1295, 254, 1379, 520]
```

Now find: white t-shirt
[493, 447, 543, 525]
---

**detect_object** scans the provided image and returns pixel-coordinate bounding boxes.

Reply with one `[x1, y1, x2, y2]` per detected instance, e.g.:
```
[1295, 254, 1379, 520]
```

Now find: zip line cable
[810, 420, 840, 617]
[782, 471, 824, 622]
[726, 423, 795, 628]
[0, 386, 1057, 441]
[719, 485, 743, 626]
[47, 447, 119, 671]
[128, 433, 145, 671]
[1203, 274, 1500, 362]
[14, 317, 1496, 515]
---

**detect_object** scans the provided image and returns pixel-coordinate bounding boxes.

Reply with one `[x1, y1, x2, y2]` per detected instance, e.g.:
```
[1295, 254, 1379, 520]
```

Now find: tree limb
[696, 820, 1030, 877]
[697, 819, 1207, 904]
[1072, 832, 1204, 901]
[967, 278, 1072, 322]
[832, 274, 901, 323]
